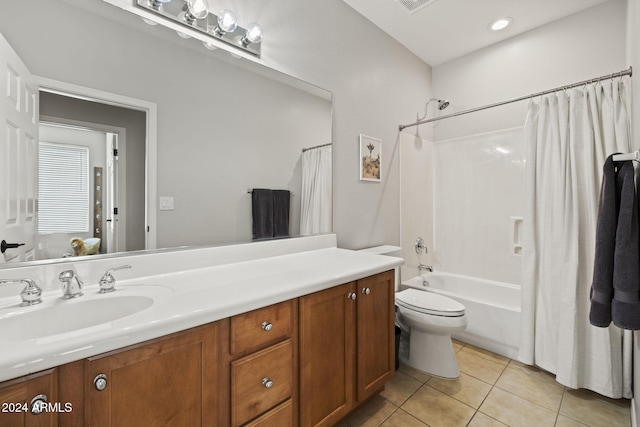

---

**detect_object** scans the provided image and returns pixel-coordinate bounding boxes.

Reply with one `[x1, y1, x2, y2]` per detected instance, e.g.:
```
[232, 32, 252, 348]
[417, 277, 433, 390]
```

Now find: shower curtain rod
[302, 143, 332, 152]
[398, 66, 633, 131]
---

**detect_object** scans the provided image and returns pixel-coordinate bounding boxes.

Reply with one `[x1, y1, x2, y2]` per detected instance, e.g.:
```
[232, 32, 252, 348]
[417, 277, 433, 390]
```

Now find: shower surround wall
[400, 0, 627, 283]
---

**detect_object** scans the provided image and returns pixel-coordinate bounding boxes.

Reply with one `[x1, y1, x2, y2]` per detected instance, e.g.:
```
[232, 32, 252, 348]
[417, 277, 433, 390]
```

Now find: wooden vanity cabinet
[0, 369, 58, 427]
[1, 270, 395, 427]
[299, 270, 395, 427]
[82, 323, 219, 427]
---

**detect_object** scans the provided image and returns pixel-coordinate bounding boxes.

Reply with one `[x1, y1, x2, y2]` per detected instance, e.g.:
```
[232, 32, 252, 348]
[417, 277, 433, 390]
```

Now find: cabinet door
[299, 282, 356, 427]
[356, 271, 395, 402]
[84, 324, 218, 427]
[0, 369, 57, 427]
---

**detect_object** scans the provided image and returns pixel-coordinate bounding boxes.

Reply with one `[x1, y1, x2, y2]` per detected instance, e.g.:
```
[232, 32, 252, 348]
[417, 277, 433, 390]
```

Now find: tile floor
[337, 341, 631, 427]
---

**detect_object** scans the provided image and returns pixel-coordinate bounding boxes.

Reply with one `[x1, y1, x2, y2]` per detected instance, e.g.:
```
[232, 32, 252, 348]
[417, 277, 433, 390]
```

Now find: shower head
[437, 99, 449, 110]
[417, 98, 450, 121]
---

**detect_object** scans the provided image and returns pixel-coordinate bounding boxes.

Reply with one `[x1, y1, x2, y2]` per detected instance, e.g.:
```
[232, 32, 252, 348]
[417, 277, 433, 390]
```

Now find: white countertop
[0, 245, 403, 382]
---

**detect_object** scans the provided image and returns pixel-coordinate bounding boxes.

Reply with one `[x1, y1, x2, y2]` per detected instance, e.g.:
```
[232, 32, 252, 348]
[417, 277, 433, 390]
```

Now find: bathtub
[401, 272, 521, 359]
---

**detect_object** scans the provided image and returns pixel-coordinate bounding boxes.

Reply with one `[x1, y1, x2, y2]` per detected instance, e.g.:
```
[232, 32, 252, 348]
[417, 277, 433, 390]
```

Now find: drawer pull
[261, 321, 273, 332]
[94, 373, 108, 391]
[30, 394, 47, 414]
[362, 287, 371, 295]
[347, 292, 357, 300]
[262, 377, 274, 389]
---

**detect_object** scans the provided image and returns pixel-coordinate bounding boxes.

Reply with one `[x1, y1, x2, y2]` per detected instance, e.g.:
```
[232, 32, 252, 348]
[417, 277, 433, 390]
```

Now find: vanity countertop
[0, 246, 403, 382]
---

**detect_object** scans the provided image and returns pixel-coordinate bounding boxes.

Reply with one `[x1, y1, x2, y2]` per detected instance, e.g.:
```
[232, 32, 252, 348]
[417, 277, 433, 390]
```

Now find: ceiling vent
[395, 0, 439, 14]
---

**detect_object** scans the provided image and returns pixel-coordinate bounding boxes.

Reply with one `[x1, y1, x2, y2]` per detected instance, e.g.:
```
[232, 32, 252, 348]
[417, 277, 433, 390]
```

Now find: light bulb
[214, 10, 237, 36]
[148, 0, 171, 11]
[240, 22, 263, 46]
[187, 0, 209, 19]
[181, 0, 208, 25]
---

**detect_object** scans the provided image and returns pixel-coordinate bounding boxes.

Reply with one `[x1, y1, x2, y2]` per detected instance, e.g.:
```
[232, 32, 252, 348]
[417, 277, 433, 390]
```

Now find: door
[0, 33, 38, 263]
[356, 270, 395, 401]
[104, 132, 121, 253]
[0, 369, 58, 427]
[299, 282, 356, 427]
[84, 324, 218, 427]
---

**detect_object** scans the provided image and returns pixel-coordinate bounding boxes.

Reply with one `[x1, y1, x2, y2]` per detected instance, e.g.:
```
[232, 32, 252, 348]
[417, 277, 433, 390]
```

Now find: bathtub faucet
[418, 263, 433, 272]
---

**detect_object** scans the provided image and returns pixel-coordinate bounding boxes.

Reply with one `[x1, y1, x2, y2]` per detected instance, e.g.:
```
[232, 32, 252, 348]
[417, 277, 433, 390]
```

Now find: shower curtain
[300, 145, 332, 235]
[518, 80, 632, 398]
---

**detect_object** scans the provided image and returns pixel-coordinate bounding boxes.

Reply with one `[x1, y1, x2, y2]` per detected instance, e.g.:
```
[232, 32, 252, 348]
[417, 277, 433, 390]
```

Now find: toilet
[395, 286, 467, 379]
[358, 245, 467, 379]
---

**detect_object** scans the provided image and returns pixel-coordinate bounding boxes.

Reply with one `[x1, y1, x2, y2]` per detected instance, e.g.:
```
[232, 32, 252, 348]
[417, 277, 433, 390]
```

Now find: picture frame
[359, 134, 381, 182]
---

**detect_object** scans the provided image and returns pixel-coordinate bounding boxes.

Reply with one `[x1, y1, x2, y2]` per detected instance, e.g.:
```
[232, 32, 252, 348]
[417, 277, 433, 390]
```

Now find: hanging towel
[272, 190, 291, 238]
[612, 161, 640, 329]
[589, 155, 619, 327]
[252, 189, 273, 240]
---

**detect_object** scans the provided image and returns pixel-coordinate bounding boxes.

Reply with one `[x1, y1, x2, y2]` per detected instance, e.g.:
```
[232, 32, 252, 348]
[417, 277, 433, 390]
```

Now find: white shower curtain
[518, 80, 632, 398]
[300, 145, 332, 235]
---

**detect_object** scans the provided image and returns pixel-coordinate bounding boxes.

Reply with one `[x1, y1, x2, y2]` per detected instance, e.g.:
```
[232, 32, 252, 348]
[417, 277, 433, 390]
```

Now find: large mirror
[0, 0, 332, 267]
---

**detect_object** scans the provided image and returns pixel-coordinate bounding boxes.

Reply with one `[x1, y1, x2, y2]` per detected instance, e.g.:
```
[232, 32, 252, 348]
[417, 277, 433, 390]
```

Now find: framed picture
[359, 134, 381, 182]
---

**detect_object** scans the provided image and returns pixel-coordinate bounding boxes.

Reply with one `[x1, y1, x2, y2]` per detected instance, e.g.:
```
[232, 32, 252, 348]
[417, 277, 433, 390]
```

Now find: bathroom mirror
[0, 0, 332, 266]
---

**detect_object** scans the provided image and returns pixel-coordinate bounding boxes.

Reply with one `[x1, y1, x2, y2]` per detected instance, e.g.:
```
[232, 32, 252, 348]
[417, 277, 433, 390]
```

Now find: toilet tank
[357, 245, 404, 290]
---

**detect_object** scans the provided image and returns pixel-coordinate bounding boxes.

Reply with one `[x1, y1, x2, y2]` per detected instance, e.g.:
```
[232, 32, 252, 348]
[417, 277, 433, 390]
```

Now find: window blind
[38, 142, 90, 234]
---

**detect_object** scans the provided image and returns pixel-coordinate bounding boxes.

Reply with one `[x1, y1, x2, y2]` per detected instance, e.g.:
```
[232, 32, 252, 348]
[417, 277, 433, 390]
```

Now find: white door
[0, 33, 38, 263]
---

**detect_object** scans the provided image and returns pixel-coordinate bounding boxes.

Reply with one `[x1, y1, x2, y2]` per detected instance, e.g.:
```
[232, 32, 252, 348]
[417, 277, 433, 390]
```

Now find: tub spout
[418, 263, 433, 272]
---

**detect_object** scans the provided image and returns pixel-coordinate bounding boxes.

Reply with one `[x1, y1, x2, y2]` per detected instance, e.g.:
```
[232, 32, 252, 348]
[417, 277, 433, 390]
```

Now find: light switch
[159, 196, 174, 211]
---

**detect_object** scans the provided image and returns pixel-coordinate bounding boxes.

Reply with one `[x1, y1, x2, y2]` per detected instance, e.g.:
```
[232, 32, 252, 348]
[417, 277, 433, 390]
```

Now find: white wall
[399, 0, 627, 282]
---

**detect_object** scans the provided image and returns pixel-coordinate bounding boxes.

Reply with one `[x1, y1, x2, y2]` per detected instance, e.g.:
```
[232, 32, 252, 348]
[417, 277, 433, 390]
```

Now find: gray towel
[612, 161, 640, 329]
[252, 189, 273, 240]
[272, 190, 290, 238]
[590, 155, 619, 327]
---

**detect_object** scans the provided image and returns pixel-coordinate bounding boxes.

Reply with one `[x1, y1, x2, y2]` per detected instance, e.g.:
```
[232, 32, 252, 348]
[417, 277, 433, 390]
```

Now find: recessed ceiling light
[489, 17, 512, 31]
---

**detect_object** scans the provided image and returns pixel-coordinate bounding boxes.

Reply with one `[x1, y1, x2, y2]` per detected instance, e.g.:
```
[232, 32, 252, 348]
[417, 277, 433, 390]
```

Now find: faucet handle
[0, 278, 43, 306]
[99, 265, 132, 294]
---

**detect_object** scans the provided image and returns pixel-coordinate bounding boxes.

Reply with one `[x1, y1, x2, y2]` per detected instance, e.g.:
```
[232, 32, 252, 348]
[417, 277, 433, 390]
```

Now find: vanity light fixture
[136, 0, 263, 57]
[489, 17, 512, 31]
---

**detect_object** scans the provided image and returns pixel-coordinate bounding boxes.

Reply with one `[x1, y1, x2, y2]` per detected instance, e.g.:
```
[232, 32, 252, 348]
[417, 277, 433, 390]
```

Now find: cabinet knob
[29, 394, 47, 415]
[362, 287, 371, 295]
[262, 377, 274, 389]
[94, 373, 108, 391]
[347, 292, 357, 300]
[261, 321, 273, 332]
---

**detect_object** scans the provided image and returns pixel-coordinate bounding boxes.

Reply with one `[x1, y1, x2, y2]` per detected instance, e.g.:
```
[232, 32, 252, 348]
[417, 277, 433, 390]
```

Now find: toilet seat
[396, 289, 465, 317]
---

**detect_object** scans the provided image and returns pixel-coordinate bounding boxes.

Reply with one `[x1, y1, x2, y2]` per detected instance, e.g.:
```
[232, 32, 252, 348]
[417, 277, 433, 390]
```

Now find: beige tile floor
[337, 341, 631, 427]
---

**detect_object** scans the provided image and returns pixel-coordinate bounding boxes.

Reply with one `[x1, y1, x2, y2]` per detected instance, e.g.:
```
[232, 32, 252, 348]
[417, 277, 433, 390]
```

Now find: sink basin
[0, 295, 154, 341]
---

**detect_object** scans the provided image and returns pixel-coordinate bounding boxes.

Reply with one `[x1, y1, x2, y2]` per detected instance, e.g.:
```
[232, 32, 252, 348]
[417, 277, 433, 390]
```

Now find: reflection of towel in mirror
[252, 189, 273, 240]
[612, 161, 640, 329]
[273, 190, 290, 238]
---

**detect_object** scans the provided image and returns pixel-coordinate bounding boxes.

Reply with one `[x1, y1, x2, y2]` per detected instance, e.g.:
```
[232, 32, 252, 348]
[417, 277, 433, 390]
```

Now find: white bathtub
[401, 272, 521, 359]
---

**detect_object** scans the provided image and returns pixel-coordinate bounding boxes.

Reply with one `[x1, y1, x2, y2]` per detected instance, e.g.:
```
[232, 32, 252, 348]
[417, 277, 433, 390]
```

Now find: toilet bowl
[396, 288, 467, 379]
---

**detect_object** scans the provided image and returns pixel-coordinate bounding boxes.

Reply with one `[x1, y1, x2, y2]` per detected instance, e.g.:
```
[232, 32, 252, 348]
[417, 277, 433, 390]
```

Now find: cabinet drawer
[230, 300, 293, 354]
[231, 339, 293, 426]
[244, 399, 293, 427]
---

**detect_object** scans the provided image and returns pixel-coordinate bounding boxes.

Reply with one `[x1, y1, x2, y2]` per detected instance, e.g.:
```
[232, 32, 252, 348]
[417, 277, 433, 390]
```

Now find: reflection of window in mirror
[38, 142, 90, 234]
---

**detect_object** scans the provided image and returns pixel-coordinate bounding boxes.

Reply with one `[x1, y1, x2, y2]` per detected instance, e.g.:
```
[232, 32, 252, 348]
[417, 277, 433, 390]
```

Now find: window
[38, 142, 90, 234]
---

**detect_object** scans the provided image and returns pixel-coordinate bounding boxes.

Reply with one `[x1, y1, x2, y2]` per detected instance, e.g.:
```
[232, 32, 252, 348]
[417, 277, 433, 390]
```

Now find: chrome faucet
[0, 278, 43, 306]
[99, 265, 132, 293]
[417, 264, 433, 272]
[59, 270, 84, 299]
